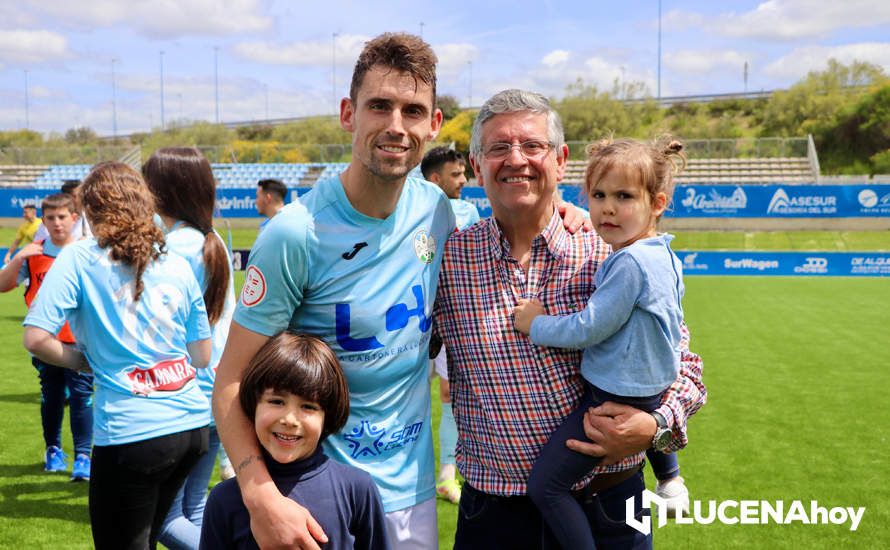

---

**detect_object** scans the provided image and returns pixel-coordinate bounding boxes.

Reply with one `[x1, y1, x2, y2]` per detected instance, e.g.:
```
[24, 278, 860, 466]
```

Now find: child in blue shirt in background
[200, 332, 390, 550]
[0, 193, 93, 480]
[514, 136, 689, 549]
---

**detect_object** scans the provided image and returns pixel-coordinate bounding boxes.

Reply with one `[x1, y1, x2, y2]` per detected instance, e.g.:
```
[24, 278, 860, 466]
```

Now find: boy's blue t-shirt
[450, 198, 480, 231]
[234, 175, 455, 512]
[530, 234, 685, 396]
[23, 239, 212, 445]
[164, 225, 235, 404]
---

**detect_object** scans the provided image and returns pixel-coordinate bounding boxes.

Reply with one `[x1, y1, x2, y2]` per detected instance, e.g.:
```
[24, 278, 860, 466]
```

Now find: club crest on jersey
[128, 357, 195, 395]
[241, 265, 266, 307]
[413, 229, 436, 264]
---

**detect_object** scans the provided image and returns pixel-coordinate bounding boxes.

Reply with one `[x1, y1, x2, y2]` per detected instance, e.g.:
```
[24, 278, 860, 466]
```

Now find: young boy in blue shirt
[0, 193, 93, 480]
[201, 332, 389, 549]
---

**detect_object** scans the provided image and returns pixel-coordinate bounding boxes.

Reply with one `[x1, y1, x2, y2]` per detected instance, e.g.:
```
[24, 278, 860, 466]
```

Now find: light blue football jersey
[164, 225, 235, 406]
[450, 198, 481, 231]
[24, 239, 212, 445]
[234, 175, 455, 512]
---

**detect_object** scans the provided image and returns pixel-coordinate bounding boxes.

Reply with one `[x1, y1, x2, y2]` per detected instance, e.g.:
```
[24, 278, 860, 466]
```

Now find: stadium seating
[1, 165, 55, 188]
[1, 155, 818, 190]
[561, 156, 816, 186]
[32, 164, 92, 188]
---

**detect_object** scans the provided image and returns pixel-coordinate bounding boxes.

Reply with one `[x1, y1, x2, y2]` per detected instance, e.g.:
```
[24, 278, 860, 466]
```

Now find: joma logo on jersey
[335, 284, 431, 352]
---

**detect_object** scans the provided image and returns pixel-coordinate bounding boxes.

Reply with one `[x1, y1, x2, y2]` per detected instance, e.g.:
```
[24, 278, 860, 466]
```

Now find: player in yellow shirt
[4, 204, 42, 265]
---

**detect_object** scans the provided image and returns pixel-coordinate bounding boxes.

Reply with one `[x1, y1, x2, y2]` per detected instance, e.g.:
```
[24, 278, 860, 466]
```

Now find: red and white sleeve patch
[240, 265, 267, 307]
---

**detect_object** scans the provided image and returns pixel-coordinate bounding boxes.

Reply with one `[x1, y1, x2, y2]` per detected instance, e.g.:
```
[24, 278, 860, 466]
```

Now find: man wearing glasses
[432, 89, 706, 548]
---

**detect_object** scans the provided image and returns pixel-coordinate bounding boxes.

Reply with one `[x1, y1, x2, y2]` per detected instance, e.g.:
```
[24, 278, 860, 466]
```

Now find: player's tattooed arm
[235, 454, 264, 476]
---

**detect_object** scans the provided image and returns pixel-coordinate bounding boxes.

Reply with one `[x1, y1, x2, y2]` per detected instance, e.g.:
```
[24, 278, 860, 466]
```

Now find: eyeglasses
[482, 140, 553, 160]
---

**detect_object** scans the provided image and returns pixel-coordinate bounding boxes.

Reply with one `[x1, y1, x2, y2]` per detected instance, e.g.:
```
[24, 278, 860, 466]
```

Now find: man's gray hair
[469, 89, 565, 160]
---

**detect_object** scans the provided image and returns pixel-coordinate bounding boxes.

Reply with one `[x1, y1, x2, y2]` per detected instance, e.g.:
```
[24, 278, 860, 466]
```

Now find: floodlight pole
[214, 46, 220, 124]
[467, 60, 473, 109]
[24, 69, 29, 130]
[657, 0, 662, 99]
[160, 50, 165, 130]
[332, 33, 338, 115]
[111, 59, 118, 138]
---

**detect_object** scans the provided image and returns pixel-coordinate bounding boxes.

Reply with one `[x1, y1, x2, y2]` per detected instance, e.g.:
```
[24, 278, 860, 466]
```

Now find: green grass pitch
[0, 242, 888, 547]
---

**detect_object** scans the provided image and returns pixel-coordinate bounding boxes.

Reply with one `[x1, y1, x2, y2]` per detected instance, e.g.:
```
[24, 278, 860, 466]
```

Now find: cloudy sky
[1, 0, 889, 135]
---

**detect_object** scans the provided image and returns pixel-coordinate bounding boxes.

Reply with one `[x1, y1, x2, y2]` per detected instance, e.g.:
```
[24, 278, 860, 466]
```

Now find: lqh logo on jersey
[241, 265, 267, 307]
[413, 229, 436, 264]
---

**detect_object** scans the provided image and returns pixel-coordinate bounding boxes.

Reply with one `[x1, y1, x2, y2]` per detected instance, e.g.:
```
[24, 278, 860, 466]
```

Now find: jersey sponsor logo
[335, 284, 431, 352]
[342, 242, 368, 260]
[412, 229, 436, 264]
[128, 356, 195, 395]
[241, 265, 266, 307]
[342, 419, 424, 459]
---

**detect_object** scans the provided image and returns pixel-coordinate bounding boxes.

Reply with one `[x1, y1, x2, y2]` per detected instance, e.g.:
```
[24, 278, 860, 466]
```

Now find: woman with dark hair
[142, 147, 235, 550]
[23, 161, 212, 549]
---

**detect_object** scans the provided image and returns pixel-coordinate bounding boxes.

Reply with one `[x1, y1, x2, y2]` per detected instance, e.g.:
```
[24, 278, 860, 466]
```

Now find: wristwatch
[650, 411, 672, 452]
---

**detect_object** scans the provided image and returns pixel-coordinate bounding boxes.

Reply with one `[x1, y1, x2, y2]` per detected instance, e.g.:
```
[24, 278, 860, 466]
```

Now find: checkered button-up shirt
[433, 210, 706, 496]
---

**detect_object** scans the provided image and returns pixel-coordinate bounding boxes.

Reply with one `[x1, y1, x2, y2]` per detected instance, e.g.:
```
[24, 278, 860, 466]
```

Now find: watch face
[654, 429, 672, 450]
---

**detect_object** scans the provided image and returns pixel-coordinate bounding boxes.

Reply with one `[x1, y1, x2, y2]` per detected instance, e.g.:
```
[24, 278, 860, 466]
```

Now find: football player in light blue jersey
[256, 178, 287, 235]
[23, 162, 212, 549]
[144, 147, 237, 550]
[214, 33, 451, 550]
[419, 145, 478, 504]
[421, 145, 480, 233]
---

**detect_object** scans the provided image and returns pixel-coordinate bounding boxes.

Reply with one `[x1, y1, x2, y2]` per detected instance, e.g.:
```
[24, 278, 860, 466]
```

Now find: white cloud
[583, 57, 623, 84]
[234, 34, 369, 66]
[92, 72, 335, 130]
[481, 54, 654, 103]
[764, 42, 890, 79]
[29, 86, 60, 99]
[0, 30, 68, 64]
[542, 50, 570, 67]
[233, 37, 477, 84]
[22, 0, 271, 38]
[667, 0, 890, 41]
[666, 50, 749, 74]
[435, 43, 478, 79]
